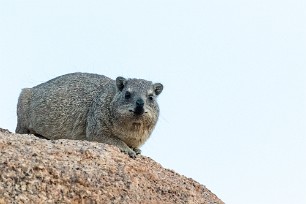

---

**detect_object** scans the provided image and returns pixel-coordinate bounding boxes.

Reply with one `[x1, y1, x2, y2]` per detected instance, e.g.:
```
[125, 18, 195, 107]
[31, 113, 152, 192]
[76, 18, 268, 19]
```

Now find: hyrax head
[111, 76, 163, 138]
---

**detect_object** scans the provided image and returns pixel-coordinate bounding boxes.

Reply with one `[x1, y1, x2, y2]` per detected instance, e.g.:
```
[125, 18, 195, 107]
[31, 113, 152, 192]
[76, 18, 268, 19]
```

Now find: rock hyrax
[16, 72, 163, 157]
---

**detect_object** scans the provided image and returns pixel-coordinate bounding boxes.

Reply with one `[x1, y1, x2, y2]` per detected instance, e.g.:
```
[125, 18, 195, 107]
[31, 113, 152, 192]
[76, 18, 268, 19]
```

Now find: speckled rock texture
[0, 128, 224, 204]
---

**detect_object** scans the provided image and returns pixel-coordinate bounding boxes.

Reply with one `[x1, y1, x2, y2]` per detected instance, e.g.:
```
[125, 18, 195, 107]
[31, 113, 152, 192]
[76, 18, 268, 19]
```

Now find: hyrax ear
[116, 77, 126, 91]
[153, 83, 163, 95]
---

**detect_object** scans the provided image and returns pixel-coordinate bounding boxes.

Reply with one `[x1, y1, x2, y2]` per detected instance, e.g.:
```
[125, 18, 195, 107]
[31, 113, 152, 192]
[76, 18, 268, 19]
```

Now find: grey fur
[16, 72, 163, 158]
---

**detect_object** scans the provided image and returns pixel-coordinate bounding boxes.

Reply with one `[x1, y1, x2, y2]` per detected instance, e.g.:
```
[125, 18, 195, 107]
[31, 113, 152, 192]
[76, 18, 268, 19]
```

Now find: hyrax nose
[134, 98, 145, 115]
[136, 98, 144, 107]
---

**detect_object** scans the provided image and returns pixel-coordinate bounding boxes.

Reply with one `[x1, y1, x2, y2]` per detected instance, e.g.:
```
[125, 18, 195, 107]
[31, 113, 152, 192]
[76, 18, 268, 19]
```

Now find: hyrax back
[16, 72, 163, 157]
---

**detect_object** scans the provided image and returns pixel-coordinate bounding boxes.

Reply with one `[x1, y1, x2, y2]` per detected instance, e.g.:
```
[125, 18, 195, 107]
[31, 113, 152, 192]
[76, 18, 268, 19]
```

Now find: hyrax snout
[16, 72, 163, 158]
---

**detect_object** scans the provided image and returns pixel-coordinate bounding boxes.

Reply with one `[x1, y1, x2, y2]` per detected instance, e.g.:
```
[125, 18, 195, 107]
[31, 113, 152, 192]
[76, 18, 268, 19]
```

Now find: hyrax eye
[125, 91, 131, 99]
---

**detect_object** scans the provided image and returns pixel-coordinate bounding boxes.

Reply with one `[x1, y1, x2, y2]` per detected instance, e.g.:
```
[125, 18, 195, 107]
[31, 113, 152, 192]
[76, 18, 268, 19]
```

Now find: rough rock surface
[0, 128, 223, 204]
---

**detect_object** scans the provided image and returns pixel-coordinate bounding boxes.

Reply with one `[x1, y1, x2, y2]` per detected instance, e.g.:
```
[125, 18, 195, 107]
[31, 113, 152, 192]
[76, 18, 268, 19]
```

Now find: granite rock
[0, 128, 223, 204]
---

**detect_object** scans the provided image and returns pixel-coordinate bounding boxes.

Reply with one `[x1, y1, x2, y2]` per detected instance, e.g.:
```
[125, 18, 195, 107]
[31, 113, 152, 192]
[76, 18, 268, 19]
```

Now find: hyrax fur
[16, 72, 163, 158]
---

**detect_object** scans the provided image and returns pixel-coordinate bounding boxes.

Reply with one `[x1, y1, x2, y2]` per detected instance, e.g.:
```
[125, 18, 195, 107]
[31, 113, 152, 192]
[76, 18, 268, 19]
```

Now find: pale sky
[0, 1, 305, 204]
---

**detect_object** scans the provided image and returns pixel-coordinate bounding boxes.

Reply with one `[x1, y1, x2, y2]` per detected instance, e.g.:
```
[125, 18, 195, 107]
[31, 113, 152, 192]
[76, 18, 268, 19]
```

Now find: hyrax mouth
[129, 108, 148, 116]
[134, 106, 144, 115]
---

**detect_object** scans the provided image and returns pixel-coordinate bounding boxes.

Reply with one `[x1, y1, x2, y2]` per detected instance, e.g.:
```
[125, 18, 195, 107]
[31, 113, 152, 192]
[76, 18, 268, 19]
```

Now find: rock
[0, 128, 11, 134]
[0, 129, 224, 204]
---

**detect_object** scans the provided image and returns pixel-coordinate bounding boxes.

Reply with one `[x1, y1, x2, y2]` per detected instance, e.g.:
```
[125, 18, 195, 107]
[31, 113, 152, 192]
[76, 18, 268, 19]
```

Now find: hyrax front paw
[128, 150, 137, 158]
[121, 148, 137, 158]
[133, 148, 141, 155]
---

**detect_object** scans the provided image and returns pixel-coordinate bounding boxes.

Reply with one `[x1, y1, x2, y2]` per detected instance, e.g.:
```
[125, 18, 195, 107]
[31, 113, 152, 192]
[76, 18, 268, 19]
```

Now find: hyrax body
[16, 72, 163, 157]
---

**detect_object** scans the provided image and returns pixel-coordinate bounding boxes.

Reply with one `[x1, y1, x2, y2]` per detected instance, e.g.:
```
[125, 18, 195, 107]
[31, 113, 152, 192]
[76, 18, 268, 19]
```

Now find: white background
[1, 1, 305, 203]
